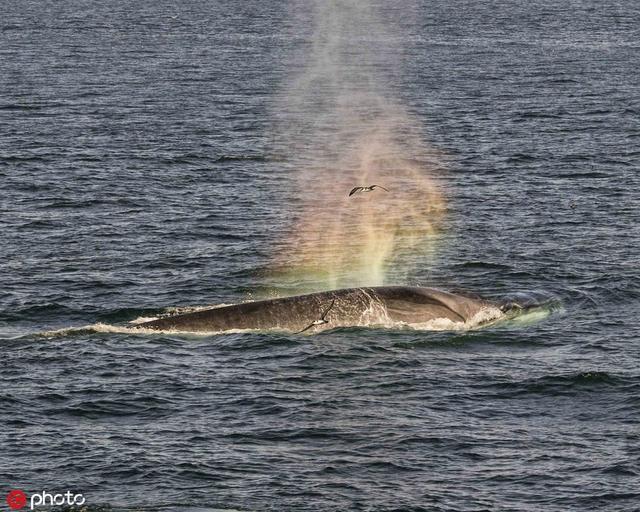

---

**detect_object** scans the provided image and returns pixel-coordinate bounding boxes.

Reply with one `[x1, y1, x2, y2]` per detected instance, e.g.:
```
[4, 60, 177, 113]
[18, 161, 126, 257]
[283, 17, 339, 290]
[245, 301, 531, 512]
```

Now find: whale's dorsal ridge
[135, 285, 497, 334]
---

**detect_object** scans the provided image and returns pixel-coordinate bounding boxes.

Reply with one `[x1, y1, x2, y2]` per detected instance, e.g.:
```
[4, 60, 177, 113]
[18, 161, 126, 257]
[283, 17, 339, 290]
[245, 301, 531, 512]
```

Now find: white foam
[128, 316, 159, 325]
[401, 306, 505, 331]
[357, 288, 394, 325]
[501, 305, 561, 326]
[128, 303, 236, 326]
[37, 322, 261, 339]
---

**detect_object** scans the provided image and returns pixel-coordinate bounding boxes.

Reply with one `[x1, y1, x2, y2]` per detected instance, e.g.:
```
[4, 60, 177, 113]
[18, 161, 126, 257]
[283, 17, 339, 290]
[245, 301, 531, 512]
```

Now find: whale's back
[136, 286, 498, 333]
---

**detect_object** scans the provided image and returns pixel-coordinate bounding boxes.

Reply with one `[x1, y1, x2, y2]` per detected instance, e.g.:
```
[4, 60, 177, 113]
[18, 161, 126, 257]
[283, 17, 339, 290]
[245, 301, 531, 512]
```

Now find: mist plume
[269, 1, 446, 291]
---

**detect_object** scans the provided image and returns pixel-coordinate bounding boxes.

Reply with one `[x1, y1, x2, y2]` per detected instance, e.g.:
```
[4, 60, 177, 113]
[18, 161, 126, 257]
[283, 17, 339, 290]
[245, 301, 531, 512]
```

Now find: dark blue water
[2, 1, 639, 510]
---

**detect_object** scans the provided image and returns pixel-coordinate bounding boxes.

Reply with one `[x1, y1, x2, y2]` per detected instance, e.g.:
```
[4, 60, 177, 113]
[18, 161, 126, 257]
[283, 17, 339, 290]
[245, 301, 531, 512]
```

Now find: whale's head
[498, 291, 552, 316]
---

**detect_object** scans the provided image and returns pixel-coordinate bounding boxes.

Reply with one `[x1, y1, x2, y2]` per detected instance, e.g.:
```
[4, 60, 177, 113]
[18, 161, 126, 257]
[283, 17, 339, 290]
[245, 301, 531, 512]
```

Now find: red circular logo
[6, 490, 27, 510]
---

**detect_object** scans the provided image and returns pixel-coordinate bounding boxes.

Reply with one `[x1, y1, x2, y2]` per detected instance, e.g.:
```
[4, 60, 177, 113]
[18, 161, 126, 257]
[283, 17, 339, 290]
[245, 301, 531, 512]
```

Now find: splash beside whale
[135, 286, 506, 334]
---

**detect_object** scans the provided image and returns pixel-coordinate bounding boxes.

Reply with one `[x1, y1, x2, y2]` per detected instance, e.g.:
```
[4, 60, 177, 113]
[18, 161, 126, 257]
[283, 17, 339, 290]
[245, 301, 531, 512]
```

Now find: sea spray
[269, 0, 446, 291]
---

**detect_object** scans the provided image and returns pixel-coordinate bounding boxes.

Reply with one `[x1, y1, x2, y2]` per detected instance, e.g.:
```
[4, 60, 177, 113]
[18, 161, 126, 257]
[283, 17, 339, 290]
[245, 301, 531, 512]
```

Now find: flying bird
[348, 185, 389, 197]
[296, 299, 336, 334]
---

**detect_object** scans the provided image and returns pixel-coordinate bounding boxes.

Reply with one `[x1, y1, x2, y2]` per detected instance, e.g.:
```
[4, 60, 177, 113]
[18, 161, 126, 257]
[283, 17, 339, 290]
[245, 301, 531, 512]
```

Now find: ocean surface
[1, 0, 639, 510]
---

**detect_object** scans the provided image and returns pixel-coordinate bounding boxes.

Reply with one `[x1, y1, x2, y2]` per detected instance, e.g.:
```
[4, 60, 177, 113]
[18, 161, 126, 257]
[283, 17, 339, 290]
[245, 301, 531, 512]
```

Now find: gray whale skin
[135, 286, 503, 334]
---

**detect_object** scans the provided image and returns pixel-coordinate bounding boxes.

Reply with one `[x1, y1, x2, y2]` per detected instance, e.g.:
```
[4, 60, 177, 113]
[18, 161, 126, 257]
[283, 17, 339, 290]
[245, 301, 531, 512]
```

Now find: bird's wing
[372, 185, 389, 192]
[349, 187, 362, 196]
[296, 323, 315, 334]
[320, 299, 336, 320]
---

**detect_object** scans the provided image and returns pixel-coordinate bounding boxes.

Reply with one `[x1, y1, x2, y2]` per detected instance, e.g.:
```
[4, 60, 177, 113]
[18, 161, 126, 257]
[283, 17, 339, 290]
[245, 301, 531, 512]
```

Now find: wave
[2, 154, 50, 162]
[0, 103, 44, 111]
[484, 371, 629, 398]
[0, 302, 83, 323]
[452, 261, 514, 271]
[212, 154, 269, 163]
[36, 323, 259, 339]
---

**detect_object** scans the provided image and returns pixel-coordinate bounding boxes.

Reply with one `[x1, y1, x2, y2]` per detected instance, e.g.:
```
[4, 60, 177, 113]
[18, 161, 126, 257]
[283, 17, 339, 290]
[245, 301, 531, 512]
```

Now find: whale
[135, 286, 505, 334]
